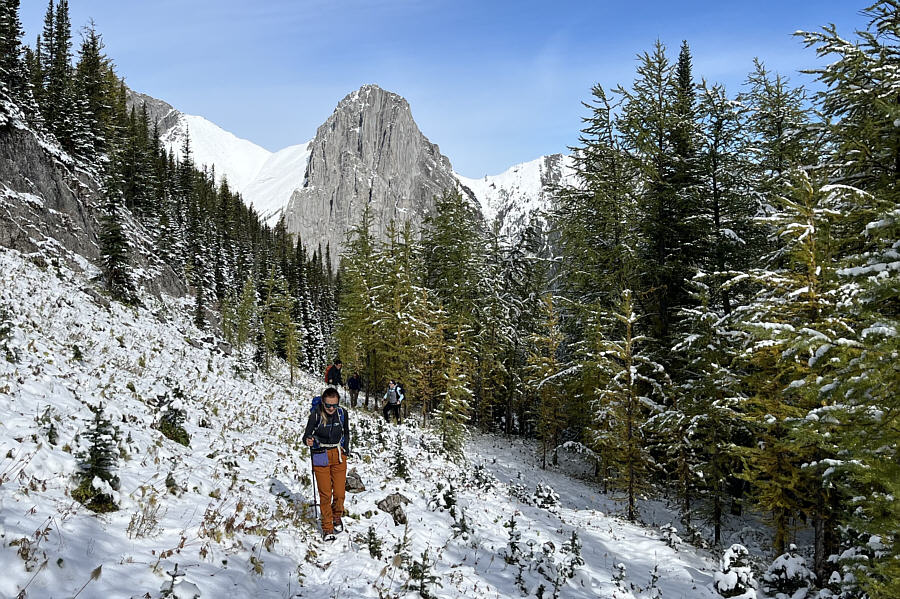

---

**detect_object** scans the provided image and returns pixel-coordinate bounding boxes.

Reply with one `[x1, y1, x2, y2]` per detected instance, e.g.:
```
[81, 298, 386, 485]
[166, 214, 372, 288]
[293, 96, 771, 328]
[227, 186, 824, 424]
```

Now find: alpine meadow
[0, 1, 898, 598]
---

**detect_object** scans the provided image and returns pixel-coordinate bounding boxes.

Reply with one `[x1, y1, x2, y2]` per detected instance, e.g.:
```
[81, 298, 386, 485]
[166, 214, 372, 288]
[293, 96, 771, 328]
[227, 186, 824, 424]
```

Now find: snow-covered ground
[0, 246, 727, 598]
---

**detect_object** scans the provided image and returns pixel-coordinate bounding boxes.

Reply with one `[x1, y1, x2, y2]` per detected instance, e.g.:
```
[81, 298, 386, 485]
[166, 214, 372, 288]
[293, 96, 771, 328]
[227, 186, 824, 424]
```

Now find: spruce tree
[555, 83, 637, 318]
[72, 404, 120, 513]
[797, 5, 900, 593]
[99, 145, 135, 303]
[0, 0, 27, 102]
[617, 40, 697, 357]
[738, 169, 854, 558]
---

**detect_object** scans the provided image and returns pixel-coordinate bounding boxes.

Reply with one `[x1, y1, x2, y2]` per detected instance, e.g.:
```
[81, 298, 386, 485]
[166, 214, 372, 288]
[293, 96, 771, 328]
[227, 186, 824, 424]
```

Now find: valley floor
[0, 247, 742, 598]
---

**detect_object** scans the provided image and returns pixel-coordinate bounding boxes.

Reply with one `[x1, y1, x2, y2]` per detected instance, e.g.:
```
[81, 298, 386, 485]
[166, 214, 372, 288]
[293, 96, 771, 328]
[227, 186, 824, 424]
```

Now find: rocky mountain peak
[281, 84, 460, 264]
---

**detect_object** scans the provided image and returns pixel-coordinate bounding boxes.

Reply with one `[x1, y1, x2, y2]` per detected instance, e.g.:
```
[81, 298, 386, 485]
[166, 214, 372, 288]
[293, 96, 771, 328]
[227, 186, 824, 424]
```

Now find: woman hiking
[303, 387, 350, 541]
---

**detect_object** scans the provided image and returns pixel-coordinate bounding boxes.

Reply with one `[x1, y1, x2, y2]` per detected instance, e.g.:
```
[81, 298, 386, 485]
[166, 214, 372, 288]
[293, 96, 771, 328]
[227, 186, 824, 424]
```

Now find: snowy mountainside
[240, 143, 312, 223]
[160, 113, 272, 194]
[131, 86, 578, 238]
[128, 89, 310, 224]
[0, 246, 727, 598]
[163, 115, 312, 225]
[457, 153, 577, 238]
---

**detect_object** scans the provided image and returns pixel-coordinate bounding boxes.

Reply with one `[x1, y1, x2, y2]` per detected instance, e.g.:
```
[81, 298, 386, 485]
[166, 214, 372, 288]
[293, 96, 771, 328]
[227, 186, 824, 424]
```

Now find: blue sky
[21, 0, 869, 178]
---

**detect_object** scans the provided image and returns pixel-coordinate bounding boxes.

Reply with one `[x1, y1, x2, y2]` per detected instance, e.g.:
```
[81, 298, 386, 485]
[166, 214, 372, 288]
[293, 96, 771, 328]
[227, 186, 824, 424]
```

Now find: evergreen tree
[72, 21, 110, 163]
[417, 295, 450, 421]
[72, 404, 120, 513]
[233, 276, 257, 348]
[555, 83, 637, 317]
[99, 145, 135, 303]
[0, 0, 28, 102]
[666, 278, 747, 541]
[798, 5, 900, 593]
[44, 0, 75, 151]
[422, 190, 486, 332]
[337, 204, 382, 399]
[435, 328, 471, 456]
[738, 169, 854, 557]
[617, 40, 698, 357]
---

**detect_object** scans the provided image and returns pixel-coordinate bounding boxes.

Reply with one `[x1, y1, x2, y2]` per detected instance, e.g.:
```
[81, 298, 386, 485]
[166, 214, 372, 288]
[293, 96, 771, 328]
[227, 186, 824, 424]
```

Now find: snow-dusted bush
[532, 541, 562, 598]
[714, 544, 758, 598]
[503, 513, 524, 565]
[468, 462, 497, 491]
[365, 525, 383, 559]
[428, 481, 457, 511]
[821, 528, 885, 599]
[509, 483, 534, 506]
[560, 530, 585, 579]
[532, 482, 560, 512]
[660, 522, 682, 549]
[761, 545, 816, 599]
[391, 434, 411, 481]
[0, 302, 21, 362]
[407, 547, 442, 598]
[153, 381, 191, 447]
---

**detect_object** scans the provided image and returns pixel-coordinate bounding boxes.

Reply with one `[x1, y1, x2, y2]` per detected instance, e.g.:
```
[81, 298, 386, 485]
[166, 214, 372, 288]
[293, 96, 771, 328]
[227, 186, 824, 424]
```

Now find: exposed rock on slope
[280, 84, 462, 263]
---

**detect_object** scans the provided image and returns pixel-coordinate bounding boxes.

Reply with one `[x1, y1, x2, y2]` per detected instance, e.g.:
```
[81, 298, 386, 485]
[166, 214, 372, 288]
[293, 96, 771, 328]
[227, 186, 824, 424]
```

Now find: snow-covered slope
[457, 153, 577, 238]
[0, 245, 728, 598]
[161, 113, 272, 193]
[158, 113, 310, 226]
[240, 142, 311, 223]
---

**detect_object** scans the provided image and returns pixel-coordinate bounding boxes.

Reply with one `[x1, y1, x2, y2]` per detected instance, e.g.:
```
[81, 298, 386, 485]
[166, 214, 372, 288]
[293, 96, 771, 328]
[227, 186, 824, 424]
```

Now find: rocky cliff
[0, 96, 184, 297]
[280, 85, 463, 263]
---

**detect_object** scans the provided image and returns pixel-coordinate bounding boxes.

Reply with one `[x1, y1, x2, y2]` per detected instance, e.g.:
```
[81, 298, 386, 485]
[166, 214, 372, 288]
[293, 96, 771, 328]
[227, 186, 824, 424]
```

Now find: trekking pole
[309, 448, 319, 522]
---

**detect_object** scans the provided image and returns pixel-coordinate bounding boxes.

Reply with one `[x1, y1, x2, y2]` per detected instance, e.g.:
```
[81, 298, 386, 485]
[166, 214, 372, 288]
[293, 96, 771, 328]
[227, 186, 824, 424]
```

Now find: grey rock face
[0, 103, 184, 297]
[281, 85, 461, 265]
[0, 122, 101, 264]
[125, 88, 181, 134]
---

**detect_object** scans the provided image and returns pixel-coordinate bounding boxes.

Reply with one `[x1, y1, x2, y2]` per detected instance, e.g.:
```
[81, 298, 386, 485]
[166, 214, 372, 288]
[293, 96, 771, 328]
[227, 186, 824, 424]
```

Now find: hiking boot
[322, 530, 336, 542]
[333, 518, 343, 533]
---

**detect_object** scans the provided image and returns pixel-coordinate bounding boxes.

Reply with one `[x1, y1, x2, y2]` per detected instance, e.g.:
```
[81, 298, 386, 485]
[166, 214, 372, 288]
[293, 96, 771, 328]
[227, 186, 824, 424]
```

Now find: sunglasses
[324, 402, 339, 409]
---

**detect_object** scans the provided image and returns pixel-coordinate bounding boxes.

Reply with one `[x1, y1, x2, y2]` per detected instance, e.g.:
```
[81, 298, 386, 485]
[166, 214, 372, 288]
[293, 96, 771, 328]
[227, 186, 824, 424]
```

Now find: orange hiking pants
[313, 447, 347, 533]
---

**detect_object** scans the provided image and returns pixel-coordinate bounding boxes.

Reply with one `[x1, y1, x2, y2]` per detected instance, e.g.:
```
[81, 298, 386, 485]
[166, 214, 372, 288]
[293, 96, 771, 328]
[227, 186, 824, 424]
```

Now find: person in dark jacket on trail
[382, 380, 403, 424]
[347, 372, 361, 408]
[303, 387, 350, 540]
[325, 359, 343, 387]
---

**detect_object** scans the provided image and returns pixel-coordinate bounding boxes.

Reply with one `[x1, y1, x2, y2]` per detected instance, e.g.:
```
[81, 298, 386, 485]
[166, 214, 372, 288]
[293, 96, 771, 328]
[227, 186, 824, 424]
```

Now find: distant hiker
[347, 372, 361, 408]
[325, 359, 343, 387]
[303, 387, 350, 541]
[382, 380, 404, 424]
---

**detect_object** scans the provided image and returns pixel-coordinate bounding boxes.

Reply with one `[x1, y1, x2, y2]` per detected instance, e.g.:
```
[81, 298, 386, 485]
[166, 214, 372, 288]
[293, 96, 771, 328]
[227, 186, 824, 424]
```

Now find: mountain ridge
[128, 84, 570, 258]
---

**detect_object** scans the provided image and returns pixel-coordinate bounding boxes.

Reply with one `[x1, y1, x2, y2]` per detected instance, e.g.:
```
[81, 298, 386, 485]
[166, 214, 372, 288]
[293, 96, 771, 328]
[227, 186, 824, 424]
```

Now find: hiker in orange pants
[312, 446, 347, 537]
[303, 387, 350, 541]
